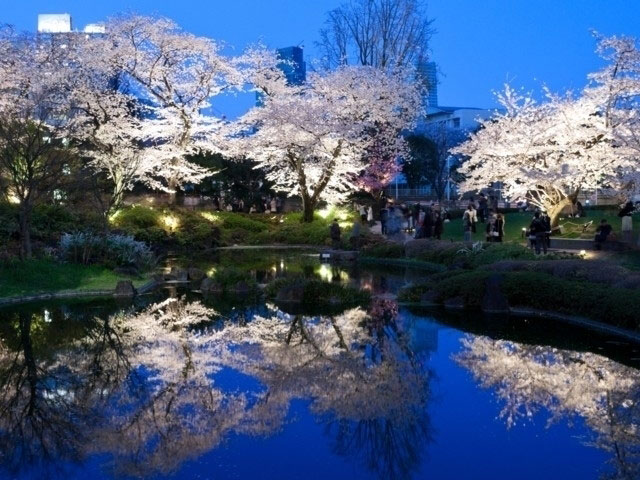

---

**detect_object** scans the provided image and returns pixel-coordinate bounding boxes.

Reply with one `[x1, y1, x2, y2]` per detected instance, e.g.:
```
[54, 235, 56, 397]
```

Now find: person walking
[529, 212, 547, 254]
[330, 219, 341, 249]
[367, 205, 374, 225]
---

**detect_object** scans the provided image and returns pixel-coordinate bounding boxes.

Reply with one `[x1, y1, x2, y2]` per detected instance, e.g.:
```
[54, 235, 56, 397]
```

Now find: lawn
[439, 210, 640, 243]
[0, 259, 151, 298]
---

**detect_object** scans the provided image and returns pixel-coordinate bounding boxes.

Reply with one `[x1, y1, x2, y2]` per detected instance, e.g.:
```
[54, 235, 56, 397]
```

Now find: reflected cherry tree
[0, 297, 431, 479]
[210, 298, 431, 479]
[456, 336, 640, 480]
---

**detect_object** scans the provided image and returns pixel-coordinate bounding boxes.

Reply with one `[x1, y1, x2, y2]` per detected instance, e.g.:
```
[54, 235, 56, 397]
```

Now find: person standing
[494, 213, 505, 243]
[380, 205, 389, 235]
[463, 204, 476, 242]
[433, 212, 443, 240]
[541, 212, 552, 248]
[619, 201, 634, 243]
[359, 204, 367, 223]
[367, 205, 374, 225]
[478, 194, 488, 223]
[529, 212, 547, 254]
[330, 219, 341, 249]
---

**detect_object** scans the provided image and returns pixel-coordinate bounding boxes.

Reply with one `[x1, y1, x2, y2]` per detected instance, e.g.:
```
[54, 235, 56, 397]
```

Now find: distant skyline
[5, 0, 640, 117]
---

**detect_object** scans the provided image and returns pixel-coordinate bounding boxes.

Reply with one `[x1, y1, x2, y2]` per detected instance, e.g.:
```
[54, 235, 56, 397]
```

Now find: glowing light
[207, 267, 217, 277]
[162, 214, 180, 232]
[200, 212, 220, 223]
[318, 208, 331, 219]
[108, 209, 121, 224]
[339, 271, 350, 282]
[316, 264, 333, 282]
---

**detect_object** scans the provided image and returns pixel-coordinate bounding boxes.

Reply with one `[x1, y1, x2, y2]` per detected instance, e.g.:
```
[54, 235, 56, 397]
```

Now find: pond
[0, 252, 639, 480]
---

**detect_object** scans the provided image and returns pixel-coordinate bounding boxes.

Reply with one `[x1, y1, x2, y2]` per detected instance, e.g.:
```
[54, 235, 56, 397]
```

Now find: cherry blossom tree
[453, 34, 640, 227]
[96, 15, 243, 203]
[234, 66, 421, 222]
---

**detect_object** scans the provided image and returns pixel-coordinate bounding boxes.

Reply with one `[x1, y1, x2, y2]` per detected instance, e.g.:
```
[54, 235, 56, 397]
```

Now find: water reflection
[0, 297, 431, 479]
[456, 336, 640, 480]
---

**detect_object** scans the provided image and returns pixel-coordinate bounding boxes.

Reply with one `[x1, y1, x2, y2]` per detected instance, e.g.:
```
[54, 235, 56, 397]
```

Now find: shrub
[501, 272, 640, 329]
[361, 242, 405, 258]
[59, 233, 155, 271]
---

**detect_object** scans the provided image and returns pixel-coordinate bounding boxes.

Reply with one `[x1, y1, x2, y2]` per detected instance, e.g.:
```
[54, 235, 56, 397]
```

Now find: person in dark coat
[494, 213, 505, 242]
[529, 212, 547, 254]
[330, 219, 341, 248]
[433, 212, 443, 240]
[594, 219, 613, 250]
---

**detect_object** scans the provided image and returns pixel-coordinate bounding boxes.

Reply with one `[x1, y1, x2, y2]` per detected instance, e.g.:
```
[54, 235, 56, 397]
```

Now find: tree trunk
[18, 203, 33, 260]
[168, 177, 178, 206]
[546, 189, 580, 229]
[301, 193, 316, 223]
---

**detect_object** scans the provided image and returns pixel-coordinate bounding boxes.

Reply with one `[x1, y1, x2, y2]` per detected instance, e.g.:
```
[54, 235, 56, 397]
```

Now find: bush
[398, 270, 640, 329]
[110, 206, 219, 250]
[361, 242, 405, 259]
[501, 272, 640, 329]
[59, 233, 155, 271]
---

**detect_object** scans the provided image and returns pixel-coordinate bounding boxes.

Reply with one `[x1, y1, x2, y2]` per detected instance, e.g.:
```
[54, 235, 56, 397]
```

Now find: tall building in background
[276, 46, 306, 86]
[256, 46, 306, 105]
[417, 61, 438, 108]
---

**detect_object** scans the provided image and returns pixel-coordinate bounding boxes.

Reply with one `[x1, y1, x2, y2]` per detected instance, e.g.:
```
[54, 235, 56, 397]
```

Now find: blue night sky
[4, 0, 640, 117]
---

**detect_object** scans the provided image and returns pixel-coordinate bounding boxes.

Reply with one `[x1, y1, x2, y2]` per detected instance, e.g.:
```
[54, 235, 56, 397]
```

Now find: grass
[0, 259, 151, 299]
[439, 210, 640, 243]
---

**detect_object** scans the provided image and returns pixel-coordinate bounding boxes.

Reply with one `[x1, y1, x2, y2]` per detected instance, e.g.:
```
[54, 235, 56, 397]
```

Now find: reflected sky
[0, 273, 638, 479]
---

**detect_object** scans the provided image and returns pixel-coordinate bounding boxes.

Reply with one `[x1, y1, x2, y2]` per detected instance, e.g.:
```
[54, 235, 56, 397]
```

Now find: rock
[170, 267, 188, 282]
[201, 277, 223, 294]
[444, 296, 465, 310]
[482, 274, 510, 314]
[187, 267, 206, 282]
[114, 280, 136, 297]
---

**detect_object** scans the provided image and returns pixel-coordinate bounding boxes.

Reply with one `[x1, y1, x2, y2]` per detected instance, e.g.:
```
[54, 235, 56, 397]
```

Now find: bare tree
[317, 0, 434, 70]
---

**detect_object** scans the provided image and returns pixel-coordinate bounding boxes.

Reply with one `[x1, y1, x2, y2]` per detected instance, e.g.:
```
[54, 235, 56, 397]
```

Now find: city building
[256, 46, 306, 105]
[276, 46, 306, 86]
[37, 13, 105, 35]
[387, 61, 498, 201]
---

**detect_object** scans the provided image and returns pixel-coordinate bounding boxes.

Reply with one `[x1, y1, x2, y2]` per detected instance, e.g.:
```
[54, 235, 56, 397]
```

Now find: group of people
[461, 199, 505, 243]
[211, 196, 283, 214]
[527, 211, 552, 254]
